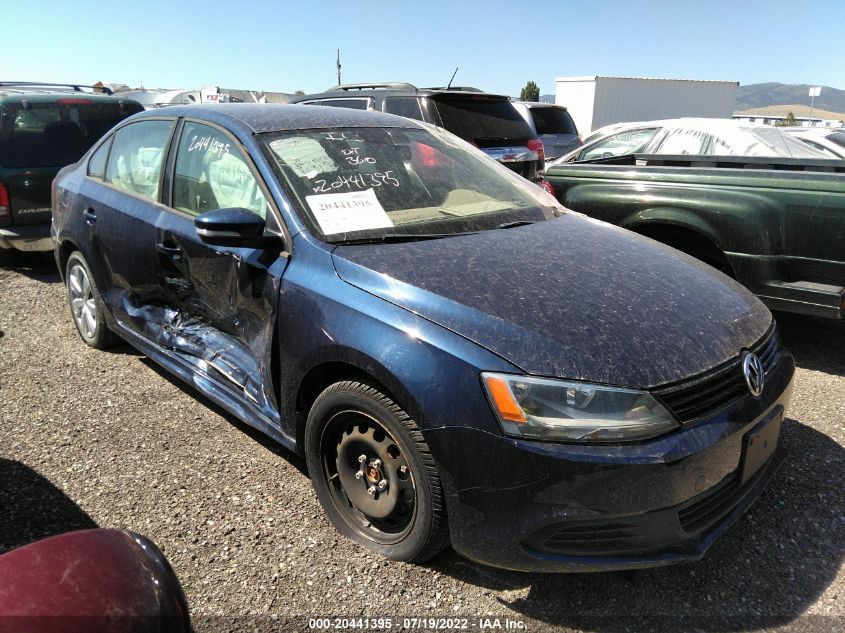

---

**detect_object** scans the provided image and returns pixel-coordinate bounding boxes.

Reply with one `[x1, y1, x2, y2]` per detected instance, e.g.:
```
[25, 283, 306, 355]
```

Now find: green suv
[0, 82, 143, 256]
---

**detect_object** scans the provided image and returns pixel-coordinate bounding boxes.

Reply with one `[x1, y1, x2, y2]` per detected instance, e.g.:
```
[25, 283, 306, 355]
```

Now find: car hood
[331, 214, 771, 388]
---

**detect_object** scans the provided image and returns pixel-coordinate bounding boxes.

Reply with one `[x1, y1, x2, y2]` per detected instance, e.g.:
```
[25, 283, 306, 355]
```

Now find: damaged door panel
[138, 118, 287, 424]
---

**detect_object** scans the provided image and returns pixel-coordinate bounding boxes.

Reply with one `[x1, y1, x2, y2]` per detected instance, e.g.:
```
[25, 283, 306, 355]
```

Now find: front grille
[677, 476, 742, 532]
[528, 522, 644, 555]
[653, 325, 780, 423]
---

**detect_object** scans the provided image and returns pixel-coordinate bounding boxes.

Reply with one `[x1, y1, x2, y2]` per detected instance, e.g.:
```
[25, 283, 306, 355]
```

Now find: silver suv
[512, 102, 580, 160]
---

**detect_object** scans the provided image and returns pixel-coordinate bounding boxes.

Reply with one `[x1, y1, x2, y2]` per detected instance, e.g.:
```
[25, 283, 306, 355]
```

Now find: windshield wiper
[331, 231, 477, 245]
[497, 220, 535, 229]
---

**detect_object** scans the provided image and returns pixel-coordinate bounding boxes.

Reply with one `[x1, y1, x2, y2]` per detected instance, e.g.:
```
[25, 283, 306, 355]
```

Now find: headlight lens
[481, 372, 679, 443]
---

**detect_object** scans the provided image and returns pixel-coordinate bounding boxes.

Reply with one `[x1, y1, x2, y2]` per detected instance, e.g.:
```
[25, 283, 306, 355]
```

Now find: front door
[153, 119, 288, 422]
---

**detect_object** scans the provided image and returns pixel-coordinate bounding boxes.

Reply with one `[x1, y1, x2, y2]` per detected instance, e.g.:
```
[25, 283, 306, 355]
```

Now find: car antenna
[447, 67, 459, 90]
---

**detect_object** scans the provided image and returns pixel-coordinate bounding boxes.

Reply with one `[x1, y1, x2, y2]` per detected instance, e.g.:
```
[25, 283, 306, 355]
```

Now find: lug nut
[355, 471, 363, 479]
[378, 479, 387, 490]
[367, 486, 376, 495]
[358, 455, 368, 463]
[372, 459, 382, 468]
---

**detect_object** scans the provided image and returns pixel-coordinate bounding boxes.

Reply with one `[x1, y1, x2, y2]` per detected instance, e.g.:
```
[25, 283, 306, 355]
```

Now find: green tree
[520, 81, 540, 102]
[294, 90, 305, 96]
[774, 112, 797, 127]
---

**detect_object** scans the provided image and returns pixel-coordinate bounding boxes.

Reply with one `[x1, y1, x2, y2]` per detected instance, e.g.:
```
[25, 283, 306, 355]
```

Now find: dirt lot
[1, 254, 843, 632]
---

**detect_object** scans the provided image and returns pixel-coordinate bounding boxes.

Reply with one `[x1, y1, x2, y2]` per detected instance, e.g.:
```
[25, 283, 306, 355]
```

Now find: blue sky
[6, 0, 844, 96]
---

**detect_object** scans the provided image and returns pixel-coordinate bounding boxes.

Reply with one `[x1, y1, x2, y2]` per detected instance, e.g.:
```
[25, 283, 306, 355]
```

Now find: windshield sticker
[305, 188, 394, 235]
[270, 137, 338, 178]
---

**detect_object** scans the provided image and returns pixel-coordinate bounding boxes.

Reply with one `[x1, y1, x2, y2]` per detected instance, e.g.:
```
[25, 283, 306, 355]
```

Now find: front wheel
[65, 251, 119, 349]
[305, 381, 449, 562]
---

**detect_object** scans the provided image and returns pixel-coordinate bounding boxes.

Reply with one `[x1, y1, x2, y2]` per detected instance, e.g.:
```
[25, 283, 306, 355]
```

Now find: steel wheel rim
[321, 410, 417, 545]
[68, 263, 96, 339]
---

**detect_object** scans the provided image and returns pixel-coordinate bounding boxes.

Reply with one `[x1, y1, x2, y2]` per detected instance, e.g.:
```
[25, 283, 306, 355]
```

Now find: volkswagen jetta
[52, 105, 794, 571]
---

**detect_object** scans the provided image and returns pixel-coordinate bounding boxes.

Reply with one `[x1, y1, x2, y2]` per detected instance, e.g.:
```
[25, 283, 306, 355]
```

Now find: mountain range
[540, 83, 845, 114]
[735, 83, 845, 113]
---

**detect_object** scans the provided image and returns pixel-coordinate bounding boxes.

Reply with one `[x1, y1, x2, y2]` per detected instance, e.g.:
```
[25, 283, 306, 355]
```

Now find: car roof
[513, 101, 567, 110]
[0, 89, 136, 105]
[131, 103, 424, 134]
[292, 86, 510, 102]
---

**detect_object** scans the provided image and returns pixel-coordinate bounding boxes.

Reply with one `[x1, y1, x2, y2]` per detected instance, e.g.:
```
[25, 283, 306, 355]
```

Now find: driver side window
[172, 121, 269, 219]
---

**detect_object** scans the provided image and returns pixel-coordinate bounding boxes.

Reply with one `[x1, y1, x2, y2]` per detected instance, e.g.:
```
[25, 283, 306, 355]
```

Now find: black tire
[305, 381, 449, 562]
[65, 251, 120, 349]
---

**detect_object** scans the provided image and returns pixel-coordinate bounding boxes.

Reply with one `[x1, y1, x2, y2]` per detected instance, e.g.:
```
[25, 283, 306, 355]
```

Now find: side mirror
[195, 208, 267, 247]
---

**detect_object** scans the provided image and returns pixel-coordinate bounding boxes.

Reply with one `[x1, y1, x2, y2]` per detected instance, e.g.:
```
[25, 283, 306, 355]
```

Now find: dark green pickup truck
[545, 154, 845, 319]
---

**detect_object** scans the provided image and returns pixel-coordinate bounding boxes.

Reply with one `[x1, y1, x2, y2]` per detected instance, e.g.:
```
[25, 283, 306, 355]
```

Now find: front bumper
[0, 222, 53, 252]
[425, 350, 795, 572]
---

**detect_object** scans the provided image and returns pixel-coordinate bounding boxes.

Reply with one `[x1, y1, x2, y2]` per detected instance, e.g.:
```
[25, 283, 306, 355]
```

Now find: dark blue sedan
[51, 104, 794, 571]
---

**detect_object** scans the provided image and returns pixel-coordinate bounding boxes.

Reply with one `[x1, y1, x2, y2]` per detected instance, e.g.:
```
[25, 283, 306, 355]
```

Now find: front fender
[274, 246, 517, 445]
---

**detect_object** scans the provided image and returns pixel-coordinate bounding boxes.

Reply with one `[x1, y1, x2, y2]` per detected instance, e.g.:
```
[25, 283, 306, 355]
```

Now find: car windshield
[261, 125, 561, 243]
[0, 100, 143, 168]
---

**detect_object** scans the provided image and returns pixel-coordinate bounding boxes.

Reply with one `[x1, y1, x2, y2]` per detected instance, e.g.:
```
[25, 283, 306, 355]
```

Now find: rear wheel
[65, 251, 119, 349]
[305, 381, 449, 562]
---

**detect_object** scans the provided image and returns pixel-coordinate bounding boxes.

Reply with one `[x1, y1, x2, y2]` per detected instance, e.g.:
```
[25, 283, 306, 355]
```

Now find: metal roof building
[555, 76, 738, 135]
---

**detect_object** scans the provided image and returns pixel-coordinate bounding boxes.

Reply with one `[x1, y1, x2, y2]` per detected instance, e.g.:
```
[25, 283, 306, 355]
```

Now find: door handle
[82, 208, 96, 225]
[156, 242, 182, 257]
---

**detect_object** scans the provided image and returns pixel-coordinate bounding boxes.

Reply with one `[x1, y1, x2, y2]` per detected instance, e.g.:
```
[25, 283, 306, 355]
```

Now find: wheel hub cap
[68, 264, 96, 338]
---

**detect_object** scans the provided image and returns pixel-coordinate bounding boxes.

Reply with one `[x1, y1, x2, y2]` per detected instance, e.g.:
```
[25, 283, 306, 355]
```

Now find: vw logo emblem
[742, 352, 765, 397]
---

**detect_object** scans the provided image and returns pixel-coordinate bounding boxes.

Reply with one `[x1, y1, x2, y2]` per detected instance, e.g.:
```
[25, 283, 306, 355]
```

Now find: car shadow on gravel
[431, 419, 844, 631]
[775, 311, 845, 377]
[0, 459, 98, 554]
[0, 251, 61, 283]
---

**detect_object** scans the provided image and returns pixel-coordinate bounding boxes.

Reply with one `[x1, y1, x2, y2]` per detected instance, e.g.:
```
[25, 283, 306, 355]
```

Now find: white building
[555, 76, 738, 135]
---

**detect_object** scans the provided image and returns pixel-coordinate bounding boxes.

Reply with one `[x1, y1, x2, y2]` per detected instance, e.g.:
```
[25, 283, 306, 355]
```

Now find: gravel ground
[1, 253, 843, 633]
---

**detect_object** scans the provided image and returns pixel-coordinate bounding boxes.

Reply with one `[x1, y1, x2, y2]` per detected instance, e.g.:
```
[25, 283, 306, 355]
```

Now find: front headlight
[481, 372, 679, 443]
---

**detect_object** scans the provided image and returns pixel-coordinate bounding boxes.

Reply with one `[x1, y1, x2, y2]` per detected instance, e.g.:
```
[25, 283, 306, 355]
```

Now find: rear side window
[384, 97, 424, 121]
[432, 97, 533, 146]
[530, 107, 577, 136]
[0, 100, 143, 168]
[105, 120, 174, 201]
[172, 121, 268, 219]
[320, 99, 370, 111]
[87, 136, 112, 179]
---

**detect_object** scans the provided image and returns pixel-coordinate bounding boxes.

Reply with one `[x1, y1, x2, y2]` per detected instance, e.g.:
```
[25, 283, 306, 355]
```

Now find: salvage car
[0, 82, 143, 257]
[291, 83, 545, 182]
[783, 126, 845, 159]
[53, 104, 794, 572]
[547, 117, 829, 165]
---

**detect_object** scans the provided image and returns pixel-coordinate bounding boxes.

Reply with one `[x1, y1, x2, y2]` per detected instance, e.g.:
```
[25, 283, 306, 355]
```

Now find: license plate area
[740, 408, 783, 484]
